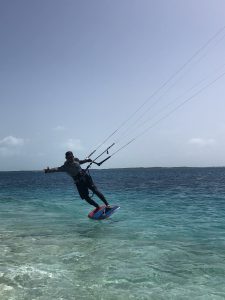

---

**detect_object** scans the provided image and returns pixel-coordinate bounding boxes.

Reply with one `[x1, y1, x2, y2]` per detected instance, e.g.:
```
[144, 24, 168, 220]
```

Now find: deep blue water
[0, 168, 225, 299]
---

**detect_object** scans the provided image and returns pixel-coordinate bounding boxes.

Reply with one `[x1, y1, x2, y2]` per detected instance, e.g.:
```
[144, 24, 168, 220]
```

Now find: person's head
[65, 151, 74, 162]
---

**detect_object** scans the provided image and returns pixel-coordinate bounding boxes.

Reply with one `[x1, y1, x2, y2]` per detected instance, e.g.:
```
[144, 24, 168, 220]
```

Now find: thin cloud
[63, 138, 84, 151]
[0, 136, 25, 156]
[188, 138, 216, 147]
[53, 125, 66, 131]
[0, 136, 25, 147]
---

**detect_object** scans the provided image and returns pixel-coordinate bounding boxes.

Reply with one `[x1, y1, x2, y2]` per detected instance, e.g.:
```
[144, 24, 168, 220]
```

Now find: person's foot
[105, 205, 111, 212]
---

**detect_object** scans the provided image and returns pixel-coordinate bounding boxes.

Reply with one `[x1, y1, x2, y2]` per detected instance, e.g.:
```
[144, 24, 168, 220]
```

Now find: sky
[1, 0, 225, 171]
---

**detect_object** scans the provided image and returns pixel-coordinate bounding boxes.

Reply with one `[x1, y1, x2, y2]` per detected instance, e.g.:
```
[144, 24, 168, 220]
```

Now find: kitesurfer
[44, 151, 110, 212]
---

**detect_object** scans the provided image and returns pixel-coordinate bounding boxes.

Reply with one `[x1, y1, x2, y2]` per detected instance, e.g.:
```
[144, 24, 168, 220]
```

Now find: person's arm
[76, 158, 92, 165]
[44, 165, 66, 173]
[77, 158, 101, 166]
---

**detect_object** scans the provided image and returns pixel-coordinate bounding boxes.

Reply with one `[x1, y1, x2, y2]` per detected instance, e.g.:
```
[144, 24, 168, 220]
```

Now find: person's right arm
[44, 165, 66, 173]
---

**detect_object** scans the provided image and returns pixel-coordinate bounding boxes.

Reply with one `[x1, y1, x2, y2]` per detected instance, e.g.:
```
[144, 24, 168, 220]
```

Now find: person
[44, 151, 110, 213]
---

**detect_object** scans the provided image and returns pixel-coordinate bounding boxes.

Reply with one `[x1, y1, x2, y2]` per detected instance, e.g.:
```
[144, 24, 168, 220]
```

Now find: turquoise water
[0, 168, 225, 299]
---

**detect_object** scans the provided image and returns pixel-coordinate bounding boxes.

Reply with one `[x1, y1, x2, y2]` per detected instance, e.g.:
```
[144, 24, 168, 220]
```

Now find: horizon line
[1, 166, 225, 172]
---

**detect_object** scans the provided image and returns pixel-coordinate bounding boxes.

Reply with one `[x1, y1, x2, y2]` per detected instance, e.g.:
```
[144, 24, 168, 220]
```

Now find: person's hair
[65, 151, 73, 158]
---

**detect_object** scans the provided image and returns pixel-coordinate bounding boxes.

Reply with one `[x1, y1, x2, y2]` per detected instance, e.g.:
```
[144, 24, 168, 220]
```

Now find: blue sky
[1, 0, 225, 170]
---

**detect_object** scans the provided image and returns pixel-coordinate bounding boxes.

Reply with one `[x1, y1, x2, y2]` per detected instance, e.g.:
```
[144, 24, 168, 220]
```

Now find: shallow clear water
[0, 168, 225, 299]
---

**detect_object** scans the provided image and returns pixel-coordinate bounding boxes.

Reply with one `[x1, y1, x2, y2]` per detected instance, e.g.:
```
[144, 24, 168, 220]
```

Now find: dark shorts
[75, 173, 99, 199]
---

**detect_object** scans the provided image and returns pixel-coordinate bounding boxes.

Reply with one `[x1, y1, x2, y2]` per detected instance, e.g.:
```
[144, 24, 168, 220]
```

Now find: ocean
[0, 168, 225, 300]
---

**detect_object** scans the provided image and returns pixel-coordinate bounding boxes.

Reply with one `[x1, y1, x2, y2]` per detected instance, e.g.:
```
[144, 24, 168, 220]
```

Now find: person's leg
[85, 174, 110, 206]
[84, 195, 100, 209]
[75, 180, 100, 209]
[92, 188, 109, 206]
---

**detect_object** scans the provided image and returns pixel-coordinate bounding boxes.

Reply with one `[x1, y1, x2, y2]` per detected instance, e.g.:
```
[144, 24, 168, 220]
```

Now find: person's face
[66, 153, 74, 162]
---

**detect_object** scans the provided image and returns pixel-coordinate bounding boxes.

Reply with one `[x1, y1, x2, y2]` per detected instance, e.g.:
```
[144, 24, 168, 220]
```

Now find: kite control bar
[85, 143, 115, 170]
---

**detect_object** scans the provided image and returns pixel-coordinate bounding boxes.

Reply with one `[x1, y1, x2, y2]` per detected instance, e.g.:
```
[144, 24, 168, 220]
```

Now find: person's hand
[44, 167, 50, 173]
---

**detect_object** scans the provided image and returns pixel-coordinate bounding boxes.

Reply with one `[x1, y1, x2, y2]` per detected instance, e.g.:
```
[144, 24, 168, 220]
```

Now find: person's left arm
[77, 158, 92, 165]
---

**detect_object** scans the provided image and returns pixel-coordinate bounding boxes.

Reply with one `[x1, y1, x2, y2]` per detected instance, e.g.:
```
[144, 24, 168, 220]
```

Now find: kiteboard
[88, 205, 120, 220]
